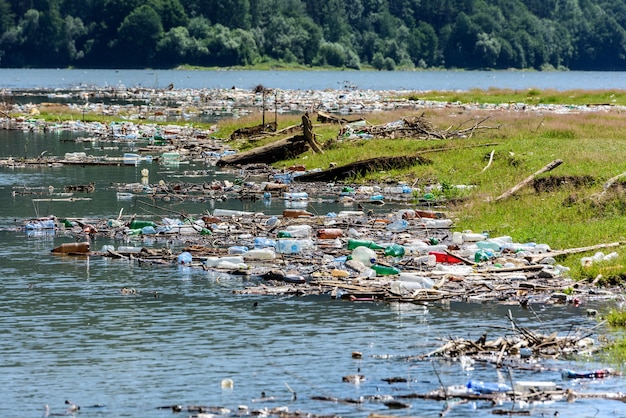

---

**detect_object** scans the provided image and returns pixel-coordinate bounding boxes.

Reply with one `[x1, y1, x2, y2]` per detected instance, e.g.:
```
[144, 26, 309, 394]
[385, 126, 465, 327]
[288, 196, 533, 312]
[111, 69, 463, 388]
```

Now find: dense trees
[1, 0, 626, 70]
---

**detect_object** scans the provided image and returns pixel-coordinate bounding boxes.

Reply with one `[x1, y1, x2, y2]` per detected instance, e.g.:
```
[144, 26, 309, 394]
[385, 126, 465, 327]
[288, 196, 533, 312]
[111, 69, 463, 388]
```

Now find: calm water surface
[1, 72, 625, 417]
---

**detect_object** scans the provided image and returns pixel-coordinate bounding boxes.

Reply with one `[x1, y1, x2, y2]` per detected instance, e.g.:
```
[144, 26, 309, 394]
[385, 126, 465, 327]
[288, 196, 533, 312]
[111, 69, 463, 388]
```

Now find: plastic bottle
[177, 252, 193, 264]
[228, 245, 249, 255]
[474, 249, 494, 262]
[476, 240, 501, 251]
[351, 246, 377, 266]
[370, 264, 401, 276]
[466, 381, 511, 394]
[213, 208, 255, 217]
[283, 192, 308, 200]
[316, 228, 343, 239]
[384, 243, 405, 257]
[285, 224, 312, 238]
[51, 242, 90, 254]
[243, 248, 276, 260]
[141, 225, 156, 235]
[129, 220, 157, 229]
[254, 237, 276, 248]
[421, 219, 454, 228]
[117, 246, 142, 253]
[265, 216, 280, 228]
[398, 272, 434, 288]
[386, 219, 408, 232]
[347, 239, 385, 250]
[276, 238, 315, 254]
[462, 232, 486, 242]
[282, 209, 314, 218]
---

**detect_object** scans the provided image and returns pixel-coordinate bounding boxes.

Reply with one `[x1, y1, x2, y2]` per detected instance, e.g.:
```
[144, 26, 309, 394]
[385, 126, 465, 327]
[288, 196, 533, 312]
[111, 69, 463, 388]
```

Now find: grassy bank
[221, 92, 626, 284]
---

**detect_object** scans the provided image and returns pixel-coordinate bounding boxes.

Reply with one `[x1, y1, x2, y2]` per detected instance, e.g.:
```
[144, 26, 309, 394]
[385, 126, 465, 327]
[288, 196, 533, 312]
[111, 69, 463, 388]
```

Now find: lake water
[3, 68, 626, 91]
[1, 70, 625, 418]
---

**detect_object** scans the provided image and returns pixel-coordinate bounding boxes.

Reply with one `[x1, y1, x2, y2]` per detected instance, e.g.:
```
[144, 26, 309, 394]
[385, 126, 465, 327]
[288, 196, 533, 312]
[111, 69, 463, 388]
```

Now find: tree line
[1, 0, 625, 70]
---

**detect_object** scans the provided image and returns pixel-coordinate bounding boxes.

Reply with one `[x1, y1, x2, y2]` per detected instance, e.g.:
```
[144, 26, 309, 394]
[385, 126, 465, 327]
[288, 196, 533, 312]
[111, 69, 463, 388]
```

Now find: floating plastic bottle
[228, 245, 249, 255]
[370, 264, 401, 276]
[347, 239, 385, 250]
[276, 238, 315, 254]
[117, 246, 142, 253]
[466, 381, 511, 394]
[177, 252, 193, 264]
[51, 242, 90, 254]
[285, 224, 312, 238]
[141, 225, 156, 235]
[476, 240, 501, 251]
[386, 219, 408, 232]
[254, 237, 276, 248]
[351, 246, 377, 266]
[283, 192, 308, 200]
[316, 228, 343, 239]
[384, 243, 405, 257]
[129, 220, 157, 229]
[474, 249, 495, 262]
[282, 209, 314, 218]
[243, 248, 276, 260]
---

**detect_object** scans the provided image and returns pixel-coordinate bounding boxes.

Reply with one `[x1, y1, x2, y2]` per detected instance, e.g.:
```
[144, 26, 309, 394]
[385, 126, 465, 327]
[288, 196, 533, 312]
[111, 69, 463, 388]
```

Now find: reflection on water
[0, 108, 624, 418]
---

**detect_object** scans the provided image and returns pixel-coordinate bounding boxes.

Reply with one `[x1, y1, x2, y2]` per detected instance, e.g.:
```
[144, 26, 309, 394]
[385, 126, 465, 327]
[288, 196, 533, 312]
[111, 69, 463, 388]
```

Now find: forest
[1, 0, 626, 70]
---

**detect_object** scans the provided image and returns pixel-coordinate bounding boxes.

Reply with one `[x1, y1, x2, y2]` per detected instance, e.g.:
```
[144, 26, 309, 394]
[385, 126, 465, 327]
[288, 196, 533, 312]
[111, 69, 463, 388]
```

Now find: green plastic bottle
[370, 264, 401, 276]
[384, 243, 405, 257]
[129, 220, 157, 229]
[277, 231, 292, 238]
[347, 239, 385, 250]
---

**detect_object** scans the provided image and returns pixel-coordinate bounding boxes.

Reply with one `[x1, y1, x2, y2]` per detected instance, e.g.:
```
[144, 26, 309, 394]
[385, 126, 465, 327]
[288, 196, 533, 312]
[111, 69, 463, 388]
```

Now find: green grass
[213, 105, 626, 284]
[405, 88, 626, 107]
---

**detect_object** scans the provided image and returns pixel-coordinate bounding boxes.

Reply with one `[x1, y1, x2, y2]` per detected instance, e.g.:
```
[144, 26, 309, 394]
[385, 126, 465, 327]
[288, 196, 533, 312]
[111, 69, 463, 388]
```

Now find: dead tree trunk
[494, 159, 563, 202]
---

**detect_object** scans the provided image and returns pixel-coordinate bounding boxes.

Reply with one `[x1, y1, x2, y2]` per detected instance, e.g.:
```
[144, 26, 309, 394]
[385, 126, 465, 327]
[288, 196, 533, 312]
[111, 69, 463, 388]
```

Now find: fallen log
[494, 159, 563, 202]
[294, 155, 431, 182]
[216, 135, 310, 166]
[525, 241, 623, 262]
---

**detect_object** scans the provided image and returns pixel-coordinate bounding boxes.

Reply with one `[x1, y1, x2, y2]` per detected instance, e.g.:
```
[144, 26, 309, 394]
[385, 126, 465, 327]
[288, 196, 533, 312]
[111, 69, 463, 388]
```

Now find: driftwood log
[294, 155, 431, 182]
[494, 159, 563, 201]
[218, 114, 323, 166]
[216, 135, 311, 166]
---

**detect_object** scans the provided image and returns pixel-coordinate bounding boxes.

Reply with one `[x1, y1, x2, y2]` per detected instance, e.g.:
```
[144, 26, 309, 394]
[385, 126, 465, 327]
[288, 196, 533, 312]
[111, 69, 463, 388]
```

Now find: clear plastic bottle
[351, 246, 377, 266]
[386, 219, 408, 232]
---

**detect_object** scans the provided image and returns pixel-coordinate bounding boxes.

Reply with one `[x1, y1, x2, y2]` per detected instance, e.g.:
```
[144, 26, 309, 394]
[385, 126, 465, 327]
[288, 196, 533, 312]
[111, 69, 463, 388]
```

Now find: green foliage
[4, 0, 626, 69]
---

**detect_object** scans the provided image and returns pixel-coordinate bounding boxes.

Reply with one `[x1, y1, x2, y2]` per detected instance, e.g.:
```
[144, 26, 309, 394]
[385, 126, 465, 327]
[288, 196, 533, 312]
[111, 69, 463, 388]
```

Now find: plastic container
[228, 245, 249, 255]
[141, 226, 156, 235]
[282, 209, 314, 218]
[213, 208, 255, 217]
[243, 248, 276, 260]
[466, 381, 511, 394]
[386, 219, 408, 232]
[384, 243, 405, 257]
[177, 252, 193, 264]
[51, 242, 90, 254]
[276, 238, 315, 254]
[421, 219, 454, 228]
[285, 224, 312, 238]
[351, 246, 377, 266]
[130, 220, 158, 230]
[117, 246, 142, 253]
[316, 228, 343, 239]
[429, 251, 465, 264]
[398, 272, 434, 288]
[283, 192, 308, 200]
[476, 240, 501, 251]
[370, 264, 401, 276]
[347, 239, 385, 250]
[203, 256, 245, 267]
[462, 232, 486, 242]
[254, 237, 276, 248]
[474, 249, 495, 262]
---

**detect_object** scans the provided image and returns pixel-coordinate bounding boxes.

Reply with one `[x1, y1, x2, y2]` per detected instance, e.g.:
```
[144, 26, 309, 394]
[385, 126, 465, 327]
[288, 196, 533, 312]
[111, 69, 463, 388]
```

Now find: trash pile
[31, 194, 622, 306]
